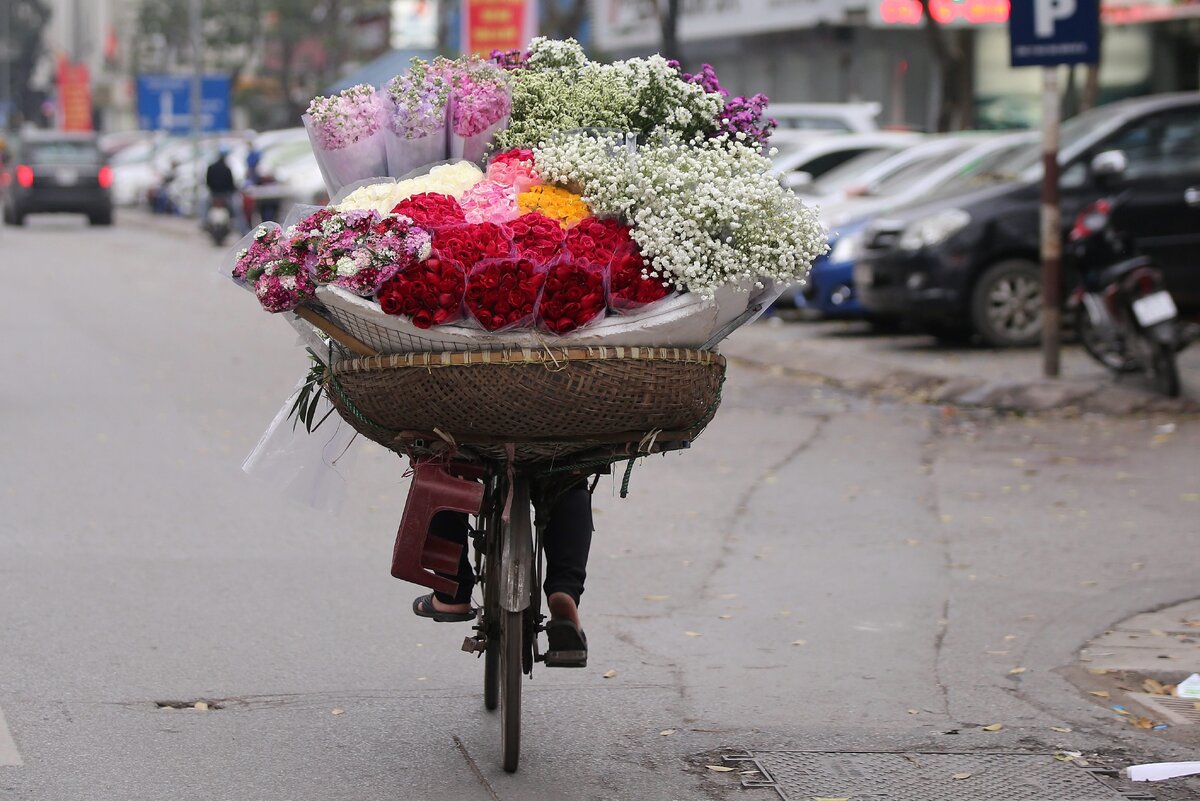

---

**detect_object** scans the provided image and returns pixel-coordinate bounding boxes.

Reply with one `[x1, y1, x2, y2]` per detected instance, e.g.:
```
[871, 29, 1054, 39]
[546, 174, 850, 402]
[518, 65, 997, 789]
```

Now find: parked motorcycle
[1067, 192, 1187, 397]
[205, 194, 233, 247]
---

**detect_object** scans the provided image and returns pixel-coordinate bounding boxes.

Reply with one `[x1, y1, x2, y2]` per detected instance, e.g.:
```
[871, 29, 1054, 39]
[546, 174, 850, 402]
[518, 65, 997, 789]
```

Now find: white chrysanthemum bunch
[536, 132, 828, 296]
[496, 38, 724, 150]
[334, 162, 484, 214]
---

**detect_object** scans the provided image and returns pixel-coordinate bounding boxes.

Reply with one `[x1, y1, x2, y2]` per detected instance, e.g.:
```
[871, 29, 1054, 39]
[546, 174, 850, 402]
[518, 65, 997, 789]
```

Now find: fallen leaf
[791, 639, 807, 646]
[193, 701, 209, 711]
[1004, 634, 1017, 641]
[981, 723, 1004, 731]
[1089, 690, 1110, 698]
[1087, 668, 1108, 675]
[1055, 751, 1082, 761]
[952, 772, 972, 780]
[1050, 726, 1072, 733]
[719, 614, 733, 620]
[1182, 493, 1200, 501]
[705, 765, 735, 772]
[331, 708, 344, 716]
[1133, 717, 1154, 729]
[644, 594, 669, 602]
[1150, 629, 1168, 637]
[685, 631, 703, 638]
[940, 514, 954, 523]
[603, 670, 617, 679]
[1143, 678, 1169, 695]
[718, 593, 738, 600]
[1184, 620, 1200, 629]
[1008, 667, 1027, 675]
[660, 729, 676, 736]
[908, 709, 920, 715]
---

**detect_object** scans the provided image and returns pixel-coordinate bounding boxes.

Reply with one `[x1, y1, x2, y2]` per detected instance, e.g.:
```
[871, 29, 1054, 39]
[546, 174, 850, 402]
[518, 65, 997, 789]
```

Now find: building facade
[592, 0, 1200, 130]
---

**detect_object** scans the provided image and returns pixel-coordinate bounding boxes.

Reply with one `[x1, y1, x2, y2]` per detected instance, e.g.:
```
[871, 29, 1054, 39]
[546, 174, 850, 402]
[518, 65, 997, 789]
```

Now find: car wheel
[3, 203, 24, 226]
[89, 210, 114, 226]
[970, 260, 1043, 348]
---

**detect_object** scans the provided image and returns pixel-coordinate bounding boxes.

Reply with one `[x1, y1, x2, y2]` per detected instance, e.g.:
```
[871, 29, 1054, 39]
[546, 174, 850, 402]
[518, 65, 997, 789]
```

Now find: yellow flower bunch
[517, 185, 591, 228]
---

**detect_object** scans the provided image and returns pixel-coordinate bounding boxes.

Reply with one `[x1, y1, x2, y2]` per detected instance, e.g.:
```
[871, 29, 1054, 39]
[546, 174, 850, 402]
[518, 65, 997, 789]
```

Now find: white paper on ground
[242, 380, 363, 514]
[1123, 761, 1200, 782]
[1175, 673, 1200, 698]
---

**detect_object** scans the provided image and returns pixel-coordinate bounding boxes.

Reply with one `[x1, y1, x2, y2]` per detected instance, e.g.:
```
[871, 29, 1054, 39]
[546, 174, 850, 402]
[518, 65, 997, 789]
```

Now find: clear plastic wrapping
[303, 112, 389, 198]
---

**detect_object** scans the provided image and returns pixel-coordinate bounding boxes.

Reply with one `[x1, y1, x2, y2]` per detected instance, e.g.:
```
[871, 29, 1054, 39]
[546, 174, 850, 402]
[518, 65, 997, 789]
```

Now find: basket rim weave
[328, 346, 726, 375]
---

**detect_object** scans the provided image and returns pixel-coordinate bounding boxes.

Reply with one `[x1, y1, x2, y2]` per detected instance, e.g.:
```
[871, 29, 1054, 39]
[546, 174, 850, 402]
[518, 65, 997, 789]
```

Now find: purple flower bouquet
[303, 84, 389, 195]
[447, 59, 512, 166]
[382, 60, 451, 178]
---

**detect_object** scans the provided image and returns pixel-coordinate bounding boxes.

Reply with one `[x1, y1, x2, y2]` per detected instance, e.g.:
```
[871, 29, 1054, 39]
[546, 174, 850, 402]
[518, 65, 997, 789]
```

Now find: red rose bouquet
[432, 221, 513, 270]
[537, 254, 607, 335]
[564, 217, 632, 270]
[376, 256, 465, 329]
[464, 257, 546, 331]
[608, 241, 672, 314]
[391, 192, 466, 229]
[505, 212, 564, 265]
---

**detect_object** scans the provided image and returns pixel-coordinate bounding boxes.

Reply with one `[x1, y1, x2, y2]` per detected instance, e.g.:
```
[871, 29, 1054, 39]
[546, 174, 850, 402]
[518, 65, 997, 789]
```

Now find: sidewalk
[720, 316, 1199, 415]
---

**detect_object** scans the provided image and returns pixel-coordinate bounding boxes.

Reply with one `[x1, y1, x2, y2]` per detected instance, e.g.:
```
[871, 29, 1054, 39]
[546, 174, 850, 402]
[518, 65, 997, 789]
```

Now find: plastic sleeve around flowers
[241, 377, 363, 515]
[303, 113, 389, 197]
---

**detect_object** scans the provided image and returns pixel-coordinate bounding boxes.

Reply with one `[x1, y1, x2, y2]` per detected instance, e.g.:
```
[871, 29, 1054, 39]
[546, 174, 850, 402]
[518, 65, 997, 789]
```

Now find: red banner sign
[462, 0, 533, 56]
[57, 59, 93, 132]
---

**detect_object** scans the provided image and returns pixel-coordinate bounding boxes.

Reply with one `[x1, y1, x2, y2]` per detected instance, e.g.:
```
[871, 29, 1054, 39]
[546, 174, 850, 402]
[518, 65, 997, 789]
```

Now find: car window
[776, 118, 853, 132]
[1104, 107, 1200, 180]
[870, 143, 975, 195]
[26, 141, 102, 164]
[810, 148, 904, 195]
[935, 142, 1033, 195]
[800, 148, 876, 179]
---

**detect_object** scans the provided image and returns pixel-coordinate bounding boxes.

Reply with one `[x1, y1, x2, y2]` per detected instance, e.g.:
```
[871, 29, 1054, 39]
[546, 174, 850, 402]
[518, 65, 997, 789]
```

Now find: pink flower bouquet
[303, 84, 389, 195]
[446, 59, 512, 165]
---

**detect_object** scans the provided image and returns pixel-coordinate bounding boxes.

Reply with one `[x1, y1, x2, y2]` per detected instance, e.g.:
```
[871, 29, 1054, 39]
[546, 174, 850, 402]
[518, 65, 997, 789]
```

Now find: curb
[721, 332, 1199, 417]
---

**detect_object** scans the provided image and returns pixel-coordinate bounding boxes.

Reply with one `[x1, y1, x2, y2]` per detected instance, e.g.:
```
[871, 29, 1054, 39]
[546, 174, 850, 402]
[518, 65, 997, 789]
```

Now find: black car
[854, 93, 1200, 346]
[1, 131, 114, 226]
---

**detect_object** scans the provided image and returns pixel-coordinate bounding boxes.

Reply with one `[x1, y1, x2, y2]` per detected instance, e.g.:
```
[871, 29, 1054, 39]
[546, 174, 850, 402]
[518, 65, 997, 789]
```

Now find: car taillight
[15, 165, 34, 188]
[1136, 272, 1157, 295]
[1069, 198, 1112, 242]
[98, 165, 113, 189]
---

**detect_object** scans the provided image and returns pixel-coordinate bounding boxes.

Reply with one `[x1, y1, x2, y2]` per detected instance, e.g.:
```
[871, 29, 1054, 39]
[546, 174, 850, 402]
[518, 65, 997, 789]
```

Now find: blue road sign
[136, 75, 232, 133]
[1010, 0, 1100, 67]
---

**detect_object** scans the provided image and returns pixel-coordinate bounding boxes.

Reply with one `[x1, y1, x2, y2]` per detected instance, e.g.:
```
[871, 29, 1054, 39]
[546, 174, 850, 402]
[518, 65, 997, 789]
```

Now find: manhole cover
[726, 751, 1149, 801]
[1129, 692, 1200, 725]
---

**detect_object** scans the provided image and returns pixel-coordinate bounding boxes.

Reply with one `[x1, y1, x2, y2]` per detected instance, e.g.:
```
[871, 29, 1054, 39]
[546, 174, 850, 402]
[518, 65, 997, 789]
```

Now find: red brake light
[15, 165, 34, 188]
[98, 165, 113, 189]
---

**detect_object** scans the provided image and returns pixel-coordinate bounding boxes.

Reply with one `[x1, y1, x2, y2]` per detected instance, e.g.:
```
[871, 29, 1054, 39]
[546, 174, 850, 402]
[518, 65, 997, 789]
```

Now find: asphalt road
[1, 215, 1198, 800]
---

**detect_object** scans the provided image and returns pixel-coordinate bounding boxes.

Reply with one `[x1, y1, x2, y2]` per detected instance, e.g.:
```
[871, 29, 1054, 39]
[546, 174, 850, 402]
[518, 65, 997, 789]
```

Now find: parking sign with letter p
[1010, 0, 1099, 67]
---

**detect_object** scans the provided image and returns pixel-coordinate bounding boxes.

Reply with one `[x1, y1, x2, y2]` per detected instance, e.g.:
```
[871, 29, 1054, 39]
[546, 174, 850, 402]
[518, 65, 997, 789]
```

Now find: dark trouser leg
[542, 485, 594, 607]
[430, 511, 475, 606]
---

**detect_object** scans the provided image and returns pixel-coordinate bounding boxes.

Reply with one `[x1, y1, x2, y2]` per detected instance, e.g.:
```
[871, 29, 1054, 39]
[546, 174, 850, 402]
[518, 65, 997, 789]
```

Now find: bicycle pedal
[461, 636, 487, 655]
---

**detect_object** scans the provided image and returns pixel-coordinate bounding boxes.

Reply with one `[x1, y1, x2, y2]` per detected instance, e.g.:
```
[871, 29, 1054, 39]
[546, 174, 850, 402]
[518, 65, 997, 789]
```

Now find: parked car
[1, 131, 114, 226]
[854, 93, 1200, 346]
[770, 131, 923, 191]
[769, 102, 882, 134]
[796, 134, 1036, 318]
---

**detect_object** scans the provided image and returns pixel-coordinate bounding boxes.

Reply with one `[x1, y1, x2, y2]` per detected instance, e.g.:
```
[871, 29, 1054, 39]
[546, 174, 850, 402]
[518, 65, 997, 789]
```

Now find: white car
[770, 131, 924, 191]
[822, 132, 1038, 229]
[768, 102, 882, 134]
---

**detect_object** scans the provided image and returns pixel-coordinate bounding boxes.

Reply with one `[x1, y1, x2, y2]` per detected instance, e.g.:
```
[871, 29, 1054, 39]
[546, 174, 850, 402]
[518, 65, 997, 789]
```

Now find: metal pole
[1040, 66, 1061, 378]
[190, 0, 202, 219]
[1, 2, 10, 129]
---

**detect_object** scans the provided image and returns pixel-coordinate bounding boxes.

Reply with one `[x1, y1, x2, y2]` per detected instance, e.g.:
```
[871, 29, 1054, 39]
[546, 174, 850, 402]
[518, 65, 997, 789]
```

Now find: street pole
[190, 0, 202, 219]
[1, 2, 10, 130]
[1040, 66, 1061, 378]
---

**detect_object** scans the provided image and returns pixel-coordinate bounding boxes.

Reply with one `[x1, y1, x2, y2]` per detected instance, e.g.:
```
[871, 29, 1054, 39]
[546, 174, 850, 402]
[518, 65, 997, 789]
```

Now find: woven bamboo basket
[323, 347, 726, 464]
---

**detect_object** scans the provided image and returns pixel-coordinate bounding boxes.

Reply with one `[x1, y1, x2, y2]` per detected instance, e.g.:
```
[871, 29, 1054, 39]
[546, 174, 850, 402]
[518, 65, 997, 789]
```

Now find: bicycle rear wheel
[500, 608, 522, 772]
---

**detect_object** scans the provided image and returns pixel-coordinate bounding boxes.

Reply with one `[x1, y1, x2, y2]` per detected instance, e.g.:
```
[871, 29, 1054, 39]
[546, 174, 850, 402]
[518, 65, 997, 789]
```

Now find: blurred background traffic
[1, 0, 1198, 361]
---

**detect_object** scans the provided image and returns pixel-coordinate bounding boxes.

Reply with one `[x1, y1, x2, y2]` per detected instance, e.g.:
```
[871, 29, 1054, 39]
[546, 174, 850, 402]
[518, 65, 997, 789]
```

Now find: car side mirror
[784, 171, 814, 190]
[1091, 150, 1128, 179]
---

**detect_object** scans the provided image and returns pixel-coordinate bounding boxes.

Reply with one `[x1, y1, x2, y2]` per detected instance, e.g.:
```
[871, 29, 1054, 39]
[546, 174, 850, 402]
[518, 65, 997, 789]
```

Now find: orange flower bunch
[517, 185, 590, 228]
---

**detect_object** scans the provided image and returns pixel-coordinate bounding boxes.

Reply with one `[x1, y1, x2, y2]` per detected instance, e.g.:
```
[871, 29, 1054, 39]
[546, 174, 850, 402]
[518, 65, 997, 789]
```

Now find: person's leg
[542, 483, 593, 626]
[429, 511, 474, 612]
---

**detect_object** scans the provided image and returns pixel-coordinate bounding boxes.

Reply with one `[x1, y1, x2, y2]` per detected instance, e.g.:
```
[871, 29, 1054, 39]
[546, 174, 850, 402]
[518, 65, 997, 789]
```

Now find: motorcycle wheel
[1075, 307, 1138, 373]
[1149, 341, 1181, 398]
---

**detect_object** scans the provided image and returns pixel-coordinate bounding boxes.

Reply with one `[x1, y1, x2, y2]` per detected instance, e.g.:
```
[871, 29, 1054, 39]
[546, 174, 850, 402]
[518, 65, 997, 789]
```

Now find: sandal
[412, 593, 477, 623]
[544, 619, 588, 668]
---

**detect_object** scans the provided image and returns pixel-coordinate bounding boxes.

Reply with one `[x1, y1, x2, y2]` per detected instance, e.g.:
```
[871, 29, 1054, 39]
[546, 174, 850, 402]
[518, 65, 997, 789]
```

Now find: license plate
[854, 264, 874, 287]
[1132, 291, 1177, 327]
[55, 169, 78, 185]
